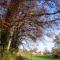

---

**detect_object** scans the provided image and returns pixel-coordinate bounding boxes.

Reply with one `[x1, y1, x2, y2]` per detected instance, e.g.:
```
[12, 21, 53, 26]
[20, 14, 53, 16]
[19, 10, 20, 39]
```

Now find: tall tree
[0, 0, 60, 51]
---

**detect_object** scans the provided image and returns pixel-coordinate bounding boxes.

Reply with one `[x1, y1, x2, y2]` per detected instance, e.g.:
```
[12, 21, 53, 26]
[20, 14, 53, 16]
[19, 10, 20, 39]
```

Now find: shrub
[0, 50, 17, 60]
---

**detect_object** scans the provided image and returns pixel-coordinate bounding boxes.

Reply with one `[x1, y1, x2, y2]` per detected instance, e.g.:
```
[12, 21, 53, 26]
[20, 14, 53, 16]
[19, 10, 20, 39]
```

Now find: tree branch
[32, 10, 60, 16]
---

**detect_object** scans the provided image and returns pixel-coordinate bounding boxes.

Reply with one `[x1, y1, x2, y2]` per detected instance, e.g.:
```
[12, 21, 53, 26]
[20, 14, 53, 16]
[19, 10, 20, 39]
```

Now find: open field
[21, 53, 60, 60]
[31, 56, 60, 60]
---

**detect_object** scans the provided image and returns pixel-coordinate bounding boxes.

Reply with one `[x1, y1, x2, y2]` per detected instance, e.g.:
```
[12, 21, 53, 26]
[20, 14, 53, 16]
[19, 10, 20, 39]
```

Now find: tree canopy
[0, 0, 60, 52]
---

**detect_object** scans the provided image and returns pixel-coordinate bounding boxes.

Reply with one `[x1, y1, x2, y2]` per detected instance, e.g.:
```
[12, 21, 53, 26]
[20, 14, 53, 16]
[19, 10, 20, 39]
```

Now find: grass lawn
[21, 53, 60, 60]
[32, 56, 60, 60]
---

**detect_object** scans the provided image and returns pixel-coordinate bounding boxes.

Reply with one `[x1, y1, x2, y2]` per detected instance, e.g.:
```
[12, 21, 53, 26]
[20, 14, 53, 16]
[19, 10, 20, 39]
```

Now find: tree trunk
[7, 26, 15, 50]
[6, 0, 20, 50]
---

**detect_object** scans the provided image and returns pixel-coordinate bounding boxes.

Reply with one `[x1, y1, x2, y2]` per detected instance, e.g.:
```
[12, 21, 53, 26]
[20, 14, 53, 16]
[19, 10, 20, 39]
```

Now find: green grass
[21, 53, 60, 60]
[32, 56, 60, 60]
[1, 51, 60, 60]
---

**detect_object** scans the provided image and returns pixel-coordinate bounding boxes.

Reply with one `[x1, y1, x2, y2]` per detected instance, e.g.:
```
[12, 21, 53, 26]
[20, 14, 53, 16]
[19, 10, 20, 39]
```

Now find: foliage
[0, 50, 17, 60]
[0, 29, 10, 52]
[0, 0, 60, 52]
[52, 33, 60, 57]
[1, 29, 10, 45]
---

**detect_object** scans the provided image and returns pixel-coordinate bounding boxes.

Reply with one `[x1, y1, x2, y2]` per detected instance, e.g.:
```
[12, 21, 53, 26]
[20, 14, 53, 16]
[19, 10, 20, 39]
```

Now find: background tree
[52, 33, 60, 57]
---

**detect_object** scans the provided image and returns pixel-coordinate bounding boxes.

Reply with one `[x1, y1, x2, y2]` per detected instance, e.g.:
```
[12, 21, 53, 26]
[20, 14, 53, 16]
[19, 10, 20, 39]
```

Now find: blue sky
[36, 0, 60, 52]
[19, 0, 60, 52]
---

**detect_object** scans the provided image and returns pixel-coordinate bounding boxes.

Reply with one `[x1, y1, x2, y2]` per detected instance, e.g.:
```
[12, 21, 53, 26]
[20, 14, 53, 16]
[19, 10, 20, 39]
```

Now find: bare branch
[31, 10, 60, 16]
